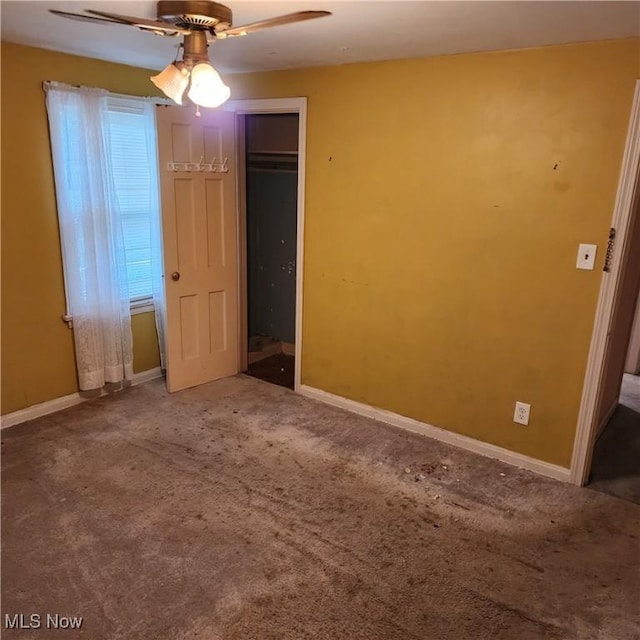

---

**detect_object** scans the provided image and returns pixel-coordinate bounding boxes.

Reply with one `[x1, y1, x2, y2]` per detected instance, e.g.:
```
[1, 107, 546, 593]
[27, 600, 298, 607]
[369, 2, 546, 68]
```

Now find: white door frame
[225, 97, 307, 392]
[570, 80, 640, 485]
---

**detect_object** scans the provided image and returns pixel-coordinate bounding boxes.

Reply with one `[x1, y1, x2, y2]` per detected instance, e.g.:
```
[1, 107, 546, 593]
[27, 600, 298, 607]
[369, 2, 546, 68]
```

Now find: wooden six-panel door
[156, 105, 238, 392]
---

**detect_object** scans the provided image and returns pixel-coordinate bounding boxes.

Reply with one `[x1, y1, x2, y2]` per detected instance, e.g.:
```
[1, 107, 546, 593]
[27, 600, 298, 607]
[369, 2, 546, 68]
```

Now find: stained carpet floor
[2, 376, 639, 639]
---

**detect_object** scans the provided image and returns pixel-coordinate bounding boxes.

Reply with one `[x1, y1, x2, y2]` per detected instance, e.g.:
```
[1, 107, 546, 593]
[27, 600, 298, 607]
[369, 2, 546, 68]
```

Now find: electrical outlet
[513, 401, 530, 426]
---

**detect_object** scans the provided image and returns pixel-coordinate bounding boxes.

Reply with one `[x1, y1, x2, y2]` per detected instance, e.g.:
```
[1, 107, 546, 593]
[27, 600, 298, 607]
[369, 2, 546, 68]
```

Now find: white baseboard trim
[299, 385, 571, 483]
[1, 367, 163, 430]
[282, 342, 296, 356]
[130, 367, 164, 386]
[1, 393, 86, 430]
[247, 342, 282, 365]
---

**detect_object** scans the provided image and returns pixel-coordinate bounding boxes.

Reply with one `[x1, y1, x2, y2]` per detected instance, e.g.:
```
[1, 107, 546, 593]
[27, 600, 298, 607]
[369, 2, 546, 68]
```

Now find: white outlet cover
[576, 243, 597, 270]
[514, 401, 530, 426]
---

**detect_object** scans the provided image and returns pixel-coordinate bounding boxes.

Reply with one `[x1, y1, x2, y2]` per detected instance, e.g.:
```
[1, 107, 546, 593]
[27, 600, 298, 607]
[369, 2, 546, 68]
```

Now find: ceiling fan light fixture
[51, 2, 332, 109]
[151, 62, 189, 105]
[187, 62, 231, 108]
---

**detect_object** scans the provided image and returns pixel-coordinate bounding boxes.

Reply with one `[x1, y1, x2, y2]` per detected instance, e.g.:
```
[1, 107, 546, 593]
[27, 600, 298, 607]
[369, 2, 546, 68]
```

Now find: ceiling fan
[50, 1, 331, 108]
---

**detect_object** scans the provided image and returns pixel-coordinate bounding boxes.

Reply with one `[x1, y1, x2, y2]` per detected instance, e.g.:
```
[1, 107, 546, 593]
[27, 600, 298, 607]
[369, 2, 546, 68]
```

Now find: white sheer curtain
[45, 82, 134, 390]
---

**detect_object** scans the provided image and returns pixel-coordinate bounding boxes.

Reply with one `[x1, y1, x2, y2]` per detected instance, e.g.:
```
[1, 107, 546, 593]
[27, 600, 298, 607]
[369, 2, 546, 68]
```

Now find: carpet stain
[2, 375, 639, 639]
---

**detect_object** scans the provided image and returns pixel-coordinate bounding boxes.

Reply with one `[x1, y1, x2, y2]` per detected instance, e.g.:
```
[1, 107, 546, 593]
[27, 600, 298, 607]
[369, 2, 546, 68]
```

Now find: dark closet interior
[244, 113, 299, 389]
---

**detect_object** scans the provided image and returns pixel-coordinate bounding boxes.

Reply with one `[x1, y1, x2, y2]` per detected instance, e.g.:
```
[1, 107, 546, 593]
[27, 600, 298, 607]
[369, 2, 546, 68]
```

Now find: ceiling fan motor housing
[157, 1, 232, 30]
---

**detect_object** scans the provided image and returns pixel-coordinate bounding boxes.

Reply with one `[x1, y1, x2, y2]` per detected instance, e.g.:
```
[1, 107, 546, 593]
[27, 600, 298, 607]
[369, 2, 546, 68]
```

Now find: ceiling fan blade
[49, 9, 126, 27]
[85, 10, 191, 35]
[216, 10, 331, 38]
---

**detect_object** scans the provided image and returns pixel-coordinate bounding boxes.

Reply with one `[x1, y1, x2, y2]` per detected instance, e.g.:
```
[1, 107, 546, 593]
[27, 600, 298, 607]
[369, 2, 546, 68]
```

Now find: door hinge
[603, 227, 616, 272]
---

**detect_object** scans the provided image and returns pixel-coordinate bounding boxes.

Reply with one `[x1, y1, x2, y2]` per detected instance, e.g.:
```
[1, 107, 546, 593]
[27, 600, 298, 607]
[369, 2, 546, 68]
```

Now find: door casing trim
[226, 98, 307, 392]
[570, 80, 640, 485]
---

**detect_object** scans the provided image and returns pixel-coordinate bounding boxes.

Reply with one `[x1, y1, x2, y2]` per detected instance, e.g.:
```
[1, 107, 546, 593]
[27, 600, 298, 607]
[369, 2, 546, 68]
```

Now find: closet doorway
[240, 113, 299, 389]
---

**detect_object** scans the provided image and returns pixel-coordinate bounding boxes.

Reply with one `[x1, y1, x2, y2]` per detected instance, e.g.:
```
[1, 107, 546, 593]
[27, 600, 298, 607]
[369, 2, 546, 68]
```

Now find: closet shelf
[248, 150, 298, 156]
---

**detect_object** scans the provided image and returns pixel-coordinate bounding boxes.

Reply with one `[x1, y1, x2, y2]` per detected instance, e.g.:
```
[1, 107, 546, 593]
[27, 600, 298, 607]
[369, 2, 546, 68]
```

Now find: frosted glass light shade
[187, 63, 231, 108]
[151, 63, 189, 105]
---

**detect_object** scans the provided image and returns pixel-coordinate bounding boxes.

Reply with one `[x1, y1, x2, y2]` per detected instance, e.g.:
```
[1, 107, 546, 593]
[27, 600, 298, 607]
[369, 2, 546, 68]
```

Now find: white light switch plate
[576, 244, 597, 270]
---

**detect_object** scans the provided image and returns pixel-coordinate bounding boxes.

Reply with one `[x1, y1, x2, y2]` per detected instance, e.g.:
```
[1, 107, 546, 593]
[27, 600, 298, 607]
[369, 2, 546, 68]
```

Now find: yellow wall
[1, 43, 160, 414]
[2, 39, 638, 468]
[228, 39, 639, 467]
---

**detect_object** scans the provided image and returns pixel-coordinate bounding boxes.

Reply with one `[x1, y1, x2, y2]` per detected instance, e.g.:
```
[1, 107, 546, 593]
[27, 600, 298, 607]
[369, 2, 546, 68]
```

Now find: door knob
[171, 271, 180, 281]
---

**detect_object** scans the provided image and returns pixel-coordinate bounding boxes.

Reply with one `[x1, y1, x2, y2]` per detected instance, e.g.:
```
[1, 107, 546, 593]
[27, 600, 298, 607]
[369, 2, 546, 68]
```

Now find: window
[45, 83, 165, 384]
[106, 97, 158, 305]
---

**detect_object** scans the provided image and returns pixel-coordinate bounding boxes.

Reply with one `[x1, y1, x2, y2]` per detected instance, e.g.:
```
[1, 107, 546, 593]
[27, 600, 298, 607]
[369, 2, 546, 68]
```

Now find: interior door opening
[587, 195, 640, 504]
[240, 113, 299, 389]
[572, 81, 640, 490]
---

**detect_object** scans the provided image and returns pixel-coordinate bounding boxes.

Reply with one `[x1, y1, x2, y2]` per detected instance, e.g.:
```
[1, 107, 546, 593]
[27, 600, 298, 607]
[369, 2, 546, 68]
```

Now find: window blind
[106, 98, 156, 301]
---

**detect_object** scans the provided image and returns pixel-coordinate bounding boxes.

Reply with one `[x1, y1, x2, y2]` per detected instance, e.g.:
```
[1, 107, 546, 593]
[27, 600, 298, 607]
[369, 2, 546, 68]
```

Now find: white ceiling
[1, 1, 639, 74]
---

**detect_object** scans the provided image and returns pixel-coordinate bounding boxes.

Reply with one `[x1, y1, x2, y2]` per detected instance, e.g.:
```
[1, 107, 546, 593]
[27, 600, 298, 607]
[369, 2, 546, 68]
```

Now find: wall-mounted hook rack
[166, 157, 229, 173]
